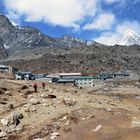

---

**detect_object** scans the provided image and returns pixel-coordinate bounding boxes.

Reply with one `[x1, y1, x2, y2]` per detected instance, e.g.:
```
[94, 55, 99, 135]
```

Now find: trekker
[42, 82, 45, 90]
[33, 83, 38, 92]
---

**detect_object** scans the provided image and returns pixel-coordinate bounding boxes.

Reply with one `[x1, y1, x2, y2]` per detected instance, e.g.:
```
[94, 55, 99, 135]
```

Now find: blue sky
[0, 0, 140, 45]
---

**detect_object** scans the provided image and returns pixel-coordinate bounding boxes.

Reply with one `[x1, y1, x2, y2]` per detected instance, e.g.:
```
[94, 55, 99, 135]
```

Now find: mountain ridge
[0, 14, 100, 53]
[0, 14, 140, 75]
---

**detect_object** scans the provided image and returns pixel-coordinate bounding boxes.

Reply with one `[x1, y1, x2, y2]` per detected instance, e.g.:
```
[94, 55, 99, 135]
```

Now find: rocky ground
[0, 79, 140, 140]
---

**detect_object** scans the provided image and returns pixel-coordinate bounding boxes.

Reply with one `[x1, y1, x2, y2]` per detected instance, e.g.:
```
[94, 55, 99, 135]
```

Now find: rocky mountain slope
[0, 14, 140, 75]
[0, 14, 52, 53]
[0, 37, 7, 59]
[0, 14, 97, 55]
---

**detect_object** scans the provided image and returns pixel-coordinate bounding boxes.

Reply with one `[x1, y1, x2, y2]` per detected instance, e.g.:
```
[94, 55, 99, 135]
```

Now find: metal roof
[16, 71, 32, 75]
[58, 73, 81, 76]
[0, 65, 8, 68]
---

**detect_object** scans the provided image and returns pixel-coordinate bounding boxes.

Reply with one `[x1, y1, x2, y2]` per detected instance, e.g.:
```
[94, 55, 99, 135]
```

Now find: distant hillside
[4, 45, 140, 75]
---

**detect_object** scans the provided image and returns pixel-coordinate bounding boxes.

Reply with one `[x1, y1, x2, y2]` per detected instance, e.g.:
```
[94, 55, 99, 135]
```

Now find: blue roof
[16, 71, 32, 75]
[57, 78, 74, 82]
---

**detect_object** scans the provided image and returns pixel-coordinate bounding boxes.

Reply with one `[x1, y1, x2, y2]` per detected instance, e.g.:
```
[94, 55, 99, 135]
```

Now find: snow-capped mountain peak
[117, 30, 140, 46]
[124, 30, 136, 37]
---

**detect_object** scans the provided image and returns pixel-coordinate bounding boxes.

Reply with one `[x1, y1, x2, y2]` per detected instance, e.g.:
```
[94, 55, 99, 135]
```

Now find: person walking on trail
[42, 82, 45, 90]
[33, 83, 38, 92]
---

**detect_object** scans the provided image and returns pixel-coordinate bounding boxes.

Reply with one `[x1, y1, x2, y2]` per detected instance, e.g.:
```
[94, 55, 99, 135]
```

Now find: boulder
[132, 117, 140, 127]
[15, 125, 24, 132]
[30, 98, 41, 105]
[50, 132, 60, 140]
[93, 124, 102, 132]
[4, 91, 12, 96]
[20, 85, 29, 90]
[1, 118, 9, 126]
[0, 131, 7, 138]
[33, 138, 44, 140]
[0, 88, 5, 95]
[48, 95, 56, 99]
[24, 91, 34, 96]
[41, 93, 48, 98]
[12, 112, 24, 126]
[63, 98, 77, 106]
[6, 103, 14, 111]
[24, 104, 37, 113]
[63, 120, 70, 126]
[51, 122, 60, 133]
[63, 127, 72, 133]
[0, 101, 7, 105]
[1, 112, 23, 126]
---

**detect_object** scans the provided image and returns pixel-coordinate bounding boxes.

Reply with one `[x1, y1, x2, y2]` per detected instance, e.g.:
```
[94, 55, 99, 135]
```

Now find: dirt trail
[0, 79, 140, 140]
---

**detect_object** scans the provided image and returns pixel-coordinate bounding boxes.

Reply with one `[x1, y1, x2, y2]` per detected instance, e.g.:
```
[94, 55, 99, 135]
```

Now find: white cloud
[95, 31, 120, 45]
[116, 21, 140, 35]
[83, 12, 115, 30]
[4, 0, 139, 46]
[4, 0, 98, 28]
[104, 0, 140, 5]
[104, 0, 122, 4]
[94, 20, 140, 45]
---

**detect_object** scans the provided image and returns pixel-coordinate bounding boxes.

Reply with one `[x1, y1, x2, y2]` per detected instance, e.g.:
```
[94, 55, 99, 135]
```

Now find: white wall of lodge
[0, 65, 9, 71]
[0, 65, 13, 73]
[75, 79, 94, 87]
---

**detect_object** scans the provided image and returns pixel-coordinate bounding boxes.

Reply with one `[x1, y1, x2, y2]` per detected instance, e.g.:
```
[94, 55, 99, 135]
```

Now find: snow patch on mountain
[62, 35, 86, 43]
[4, 44, 9, 49]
